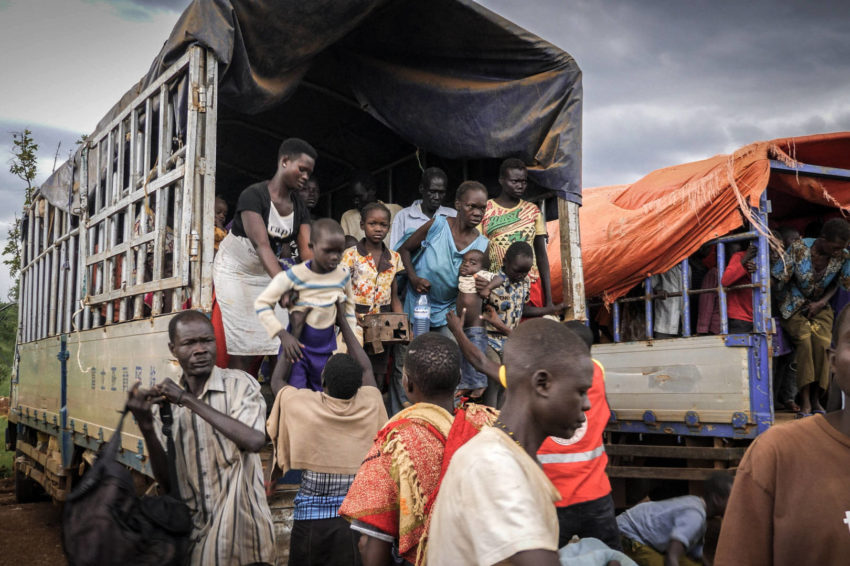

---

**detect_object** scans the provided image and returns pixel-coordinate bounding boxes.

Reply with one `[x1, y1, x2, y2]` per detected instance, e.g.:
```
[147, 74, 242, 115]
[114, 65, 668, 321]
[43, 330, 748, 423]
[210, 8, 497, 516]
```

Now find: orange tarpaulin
[547, 132, 850, 304]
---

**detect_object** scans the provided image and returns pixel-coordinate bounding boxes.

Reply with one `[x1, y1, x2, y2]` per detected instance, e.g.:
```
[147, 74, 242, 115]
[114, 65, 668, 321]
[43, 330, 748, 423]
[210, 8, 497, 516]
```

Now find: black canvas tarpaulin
[96, 0, 583, 203]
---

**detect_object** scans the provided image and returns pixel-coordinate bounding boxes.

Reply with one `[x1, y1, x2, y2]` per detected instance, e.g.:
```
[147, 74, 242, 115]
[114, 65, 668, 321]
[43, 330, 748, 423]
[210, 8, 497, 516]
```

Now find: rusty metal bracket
[192, 83, 207, 113]
[189, 230, 200, 260]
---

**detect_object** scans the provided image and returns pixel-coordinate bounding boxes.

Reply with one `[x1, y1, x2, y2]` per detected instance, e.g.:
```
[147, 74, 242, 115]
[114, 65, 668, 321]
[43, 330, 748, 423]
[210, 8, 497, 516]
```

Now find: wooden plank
[605, 444, 747, 460]
[606, 466, 737, 481]
[198, 49, 218, 311]
[86, 165, 185, 225]
[87, 275, 184, 304]
[557, 199, 586, 320]
[84, 232, 156, 265]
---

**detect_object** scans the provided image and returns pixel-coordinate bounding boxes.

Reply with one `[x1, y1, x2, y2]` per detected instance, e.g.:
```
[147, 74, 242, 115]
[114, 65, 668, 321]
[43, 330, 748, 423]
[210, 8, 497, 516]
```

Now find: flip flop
[795, 412, 812, 419]
[812, 409, 826, 415]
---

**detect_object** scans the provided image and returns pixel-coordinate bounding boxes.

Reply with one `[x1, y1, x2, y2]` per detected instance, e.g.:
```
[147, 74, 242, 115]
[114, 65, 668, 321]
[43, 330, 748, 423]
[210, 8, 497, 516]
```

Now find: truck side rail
[595, 191, 773, 438]
[17, 47, 217, 344]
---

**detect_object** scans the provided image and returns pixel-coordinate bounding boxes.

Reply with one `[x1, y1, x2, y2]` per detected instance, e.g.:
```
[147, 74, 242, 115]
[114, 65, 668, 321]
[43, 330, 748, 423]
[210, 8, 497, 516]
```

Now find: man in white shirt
[388, 167, 456, 250]
[428, 318, 594, 566]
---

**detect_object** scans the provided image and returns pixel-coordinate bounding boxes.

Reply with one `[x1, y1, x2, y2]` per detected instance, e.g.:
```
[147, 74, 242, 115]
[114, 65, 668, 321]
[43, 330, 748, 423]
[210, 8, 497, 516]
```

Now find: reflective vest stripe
[538, 445, 605, 464]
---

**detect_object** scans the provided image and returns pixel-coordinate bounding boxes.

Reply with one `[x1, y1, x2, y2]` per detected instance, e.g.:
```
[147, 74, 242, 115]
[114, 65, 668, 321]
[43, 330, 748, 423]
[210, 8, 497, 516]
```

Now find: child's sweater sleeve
[342, 277, 358, 330]
[254, 271, 294, 338]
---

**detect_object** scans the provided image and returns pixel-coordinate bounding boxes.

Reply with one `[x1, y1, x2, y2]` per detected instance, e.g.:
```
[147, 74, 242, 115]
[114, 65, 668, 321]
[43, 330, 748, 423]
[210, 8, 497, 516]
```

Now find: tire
[14, 451, 42, 503]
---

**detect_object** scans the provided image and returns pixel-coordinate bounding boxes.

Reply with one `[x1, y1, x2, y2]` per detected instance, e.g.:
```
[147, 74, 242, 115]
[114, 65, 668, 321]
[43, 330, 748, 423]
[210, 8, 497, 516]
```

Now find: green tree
[2, 129, 39, 302]
[0, 302, 18, 394]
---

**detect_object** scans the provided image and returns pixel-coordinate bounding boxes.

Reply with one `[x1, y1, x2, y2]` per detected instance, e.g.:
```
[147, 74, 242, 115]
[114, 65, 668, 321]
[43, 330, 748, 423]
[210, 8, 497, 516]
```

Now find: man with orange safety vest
[538, 321, 621, 550]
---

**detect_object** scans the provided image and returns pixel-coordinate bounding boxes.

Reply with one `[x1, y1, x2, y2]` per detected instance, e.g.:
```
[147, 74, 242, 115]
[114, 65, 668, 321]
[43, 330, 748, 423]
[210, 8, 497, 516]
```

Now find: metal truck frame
[598, 161, 850, 490]
[8, 44, 587, 505]
[10, 47, 218, 499]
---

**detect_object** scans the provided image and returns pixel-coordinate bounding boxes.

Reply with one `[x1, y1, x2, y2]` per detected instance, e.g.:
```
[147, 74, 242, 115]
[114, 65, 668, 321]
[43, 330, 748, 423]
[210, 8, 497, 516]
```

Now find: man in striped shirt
[128, 310, 276, 565]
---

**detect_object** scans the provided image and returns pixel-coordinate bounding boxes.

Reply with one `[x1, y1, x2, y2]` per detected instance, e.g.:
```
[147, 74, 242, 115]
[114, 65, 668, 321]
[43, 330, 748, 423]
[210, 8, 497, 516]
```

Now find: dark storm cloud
[0, 120, 84, 220]
[478, 0, 850, 187]
[88, 0, 189, 22]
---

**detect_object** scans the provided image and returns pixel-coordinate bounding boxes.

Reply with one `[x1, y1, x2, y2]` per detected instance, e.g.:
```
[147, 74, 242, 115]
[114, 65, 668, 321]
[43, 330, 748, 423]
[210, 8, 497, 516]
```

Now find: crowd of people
[124, 138, 850, 565]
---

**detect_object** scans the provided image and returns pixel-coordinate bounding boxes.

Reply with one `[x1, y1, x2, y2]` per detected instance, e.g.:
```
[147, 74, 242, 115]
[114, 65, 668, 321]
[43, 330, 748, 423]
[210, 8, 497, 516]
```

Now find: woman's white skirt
[213, 233, 288, 356]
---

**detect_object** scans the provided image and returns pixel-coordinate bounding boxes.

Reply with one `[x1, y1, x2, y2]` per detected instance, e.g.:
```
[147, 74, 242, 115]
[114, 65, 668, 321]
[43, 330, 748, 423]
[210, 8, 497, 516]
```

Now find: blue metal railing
[605, 224, 768, 344]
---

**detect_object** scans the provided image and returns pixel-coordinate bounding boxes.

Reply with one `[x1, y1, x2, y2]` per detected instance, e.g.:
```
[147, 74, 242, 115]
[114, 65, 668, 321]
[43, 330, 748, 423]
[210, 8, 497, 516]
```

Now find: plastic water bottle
[413, 294, 431, 337]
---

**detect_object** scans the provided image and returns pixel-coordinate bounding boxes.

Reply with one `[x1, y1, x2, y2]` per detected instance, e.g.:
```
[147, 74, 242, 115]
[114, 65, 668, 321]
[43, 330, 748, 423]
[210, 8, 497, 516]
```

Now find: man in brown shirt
[715, 305, 850, 565]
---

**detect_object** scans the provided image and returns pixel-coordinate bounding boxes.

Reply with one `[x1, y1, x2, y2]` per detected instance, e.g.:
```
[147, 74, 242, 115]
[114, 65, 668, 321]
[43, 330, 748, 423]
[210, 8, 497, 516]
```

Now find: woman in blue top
[399, 181, 490, 332]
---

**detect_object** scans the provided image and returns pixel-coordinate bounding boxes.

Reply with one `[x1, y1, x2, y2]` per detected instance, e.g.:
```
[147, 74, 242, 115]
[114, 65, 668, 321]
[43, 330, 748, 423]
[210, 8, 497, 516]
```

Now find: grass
[0, 417, 12, 478]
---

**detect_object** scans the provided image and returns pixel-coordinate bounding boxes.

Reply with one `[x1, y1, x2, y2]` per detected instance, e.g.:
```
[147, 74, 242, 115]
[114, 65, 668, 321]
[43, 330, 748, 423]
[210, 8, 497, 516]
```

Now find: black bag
[63, 403, 192, 566]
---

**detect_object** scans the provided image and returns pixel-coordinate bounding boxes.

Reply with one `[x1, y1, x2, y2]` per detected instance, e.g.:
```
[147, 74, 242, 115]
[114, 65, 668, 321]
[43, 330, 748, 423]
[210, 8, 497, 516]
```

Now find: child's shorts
[284, 324, 335, 391]
[458, 326, 489, 390]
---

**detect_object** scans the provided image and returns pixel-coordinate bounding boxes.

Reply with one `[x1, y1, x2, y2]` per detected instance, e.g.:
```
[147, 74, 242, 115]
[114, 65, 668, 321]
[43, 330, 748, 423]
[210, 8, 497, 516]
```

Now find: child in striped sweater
[255, 218, 356, 392]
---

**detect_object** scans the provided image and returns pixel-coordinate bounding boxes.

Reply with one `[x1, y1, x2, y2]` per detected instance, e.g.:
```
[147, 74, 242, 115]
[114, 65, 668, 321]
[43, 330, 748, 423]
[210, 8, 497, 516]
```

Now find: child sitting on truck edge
[617, 472, 734, 566]
[456, 249, 503, 398]
[254, 218, 356, 394]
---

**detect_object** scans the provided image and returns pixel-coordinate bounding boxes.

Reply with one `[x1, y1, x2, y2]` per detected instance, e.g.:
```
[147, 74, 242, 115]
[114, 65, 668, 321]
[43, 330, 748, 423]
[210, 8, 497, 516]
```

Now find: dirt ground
[0, 478, 68, 565]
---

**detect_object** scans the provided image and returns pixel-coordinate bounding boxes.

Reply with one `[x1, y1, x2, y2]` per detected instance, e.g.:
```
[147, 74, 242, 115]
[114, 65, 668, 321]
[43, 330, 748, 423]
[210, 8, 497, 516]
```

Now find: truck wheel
[14, 451, 41, 503]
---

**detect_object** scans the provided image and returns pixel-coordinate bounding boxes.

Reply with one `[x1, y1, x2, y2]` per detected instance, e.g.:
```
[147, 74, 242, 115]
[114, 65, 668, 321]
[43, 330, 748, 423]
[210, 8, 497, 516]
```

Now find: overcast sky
[1, 0, 849, 298]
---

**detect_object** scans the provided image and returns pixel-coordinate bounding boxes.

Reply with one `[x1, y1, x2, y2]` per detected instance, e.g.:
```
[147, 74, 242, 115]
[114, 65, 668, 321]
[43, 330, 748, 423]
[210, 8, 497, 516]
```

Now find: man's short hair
[499, 157, 527, 179]
[704, 471, 734, 503]
[360, 201, 391, 223]
[310, 217, 344, 243]
[503, 241, 534, 265]
[821, 217, 850, 243]
[404, 333, 461, 395]
[564, 320, 594, 350]
[420, 167, 448, 189]
[503, 318, 589, 386]
[168, 310, 213, 342]
[323, 354, 362, 399]
[278, 138, 317, 161]
[455, 180, 487, 201]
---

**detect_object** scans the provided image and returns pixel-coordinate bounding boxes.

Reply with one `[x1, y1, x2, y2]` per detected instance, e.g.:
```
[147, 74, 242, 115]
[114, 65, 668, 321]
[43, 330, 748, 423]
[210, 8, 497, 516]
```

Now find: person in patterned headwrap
[338, 333, 497, 565]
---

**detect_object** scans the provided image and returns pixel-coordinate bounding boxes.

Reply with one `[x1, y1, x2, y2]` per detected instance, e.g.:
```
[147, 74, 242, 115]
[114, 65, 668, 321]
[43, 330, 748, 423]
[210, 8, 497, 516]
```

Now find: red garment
[211, 292, 230, 369]
[538, 359, 611, 507]
[527, 276, 544, 308]
[425, 404, 499, 515]
[339, 403, 497, 565]
[721, 251, 753, 322]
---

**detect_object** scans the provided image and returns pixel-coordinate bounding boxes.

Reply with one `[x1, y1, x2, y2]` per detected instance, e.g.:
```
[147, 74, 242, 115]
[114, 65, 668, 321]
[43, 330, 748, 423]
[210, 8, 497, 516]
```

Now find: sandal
[795, 411, 812, 419]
